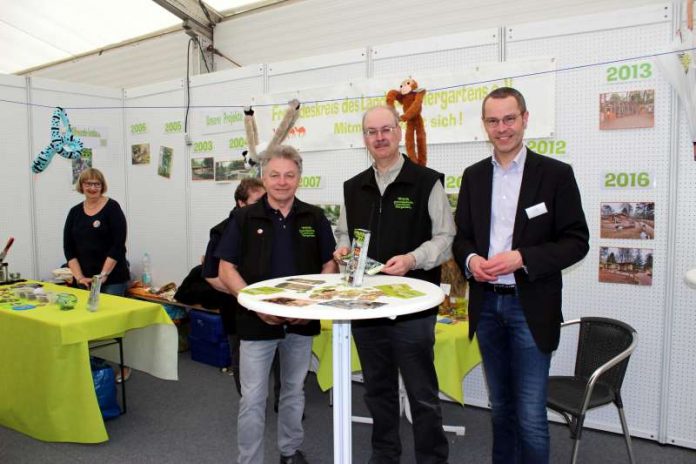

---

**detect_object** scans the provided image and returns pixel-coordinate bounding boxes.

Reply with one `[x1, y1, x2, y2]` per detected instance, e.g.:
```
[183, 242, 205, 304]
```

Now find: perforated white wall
[0, 75, 34, 278]
[124, 79, 188, 286]
[666, 98, 696, 447]
[506, 4, 672, 440]
[187, 67, 265, 267]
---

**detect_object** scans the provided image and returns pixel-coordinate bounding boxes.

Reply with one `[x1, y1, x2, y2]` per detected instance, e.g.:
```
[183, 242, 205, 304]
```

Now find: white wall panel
[124, 79, 188, 286]
[0, 75, 34, 279]
[29, 77, 125, 281]
[666, 100, 696, 448]
[187, 66, 265, 268]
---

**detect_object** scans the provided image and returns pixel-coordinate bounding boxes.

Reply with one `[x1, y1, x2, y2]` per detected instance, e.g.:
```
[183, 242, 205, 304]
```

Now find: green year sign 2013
[606, 62, 652, 82]
[603, 171, 653, 189]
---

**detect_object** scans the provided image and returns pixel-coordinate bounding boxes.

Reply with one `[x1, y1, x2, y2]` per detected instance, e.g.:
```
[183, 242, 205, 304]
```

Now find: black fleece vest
[233, 198, 325, 339]
[344, 156, 443, 287]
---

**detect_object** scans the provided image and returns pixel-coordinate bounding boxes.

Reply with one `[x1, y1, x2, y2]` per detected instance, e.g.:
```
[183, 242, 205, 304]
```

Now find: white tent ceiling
[0, 0, 272, 74]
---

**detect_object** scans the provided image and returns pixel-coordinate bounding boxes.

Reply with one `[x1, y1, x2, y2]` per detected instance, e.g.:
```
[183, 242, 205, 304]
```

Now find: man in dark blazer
[453, 87, 589, 464]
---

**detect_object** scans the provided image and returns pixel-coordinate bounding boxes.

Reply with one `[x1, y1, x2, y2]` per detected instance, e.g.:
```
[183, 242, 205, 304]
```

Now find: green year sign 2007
[299, 176, 321, 189]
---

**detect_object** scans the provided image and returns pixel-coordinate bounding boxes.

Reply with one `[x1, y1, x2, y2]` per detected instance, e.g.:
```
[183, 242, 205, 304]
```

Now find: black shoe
[280, 450, 308, 464]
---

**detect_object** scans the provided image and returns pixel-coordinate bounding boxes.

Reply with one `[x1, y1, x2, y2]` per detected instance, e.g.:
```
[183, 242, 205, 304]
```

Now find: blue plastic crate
[188, 335, 231, 368]
[189, 309, 226, 343]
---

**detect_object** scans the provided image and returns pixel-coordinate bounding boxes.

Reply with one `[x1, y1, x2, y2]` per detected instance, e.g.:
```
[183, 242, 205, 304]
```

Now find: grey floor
[1, 353, 694, 464]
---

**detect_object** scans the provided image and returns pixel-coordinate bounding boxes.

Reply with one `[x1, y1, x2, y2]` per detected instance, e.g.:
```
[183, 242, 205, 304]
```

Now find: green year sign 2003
[193, 140, 214, 153]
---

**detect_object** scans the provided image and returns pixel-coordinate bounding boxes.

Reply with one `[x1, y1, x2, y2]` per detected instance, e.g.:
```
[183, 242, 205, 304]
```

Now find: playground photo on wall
[600, 202, 654, 239]
[599, 90, 654, 130]
[598, 246, 653, 286]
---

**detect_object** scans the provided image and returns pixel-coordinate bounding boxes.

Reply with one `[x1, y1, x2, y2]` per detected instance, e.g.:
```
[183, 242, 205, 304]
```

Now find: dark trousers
[353, 313, 448, 464]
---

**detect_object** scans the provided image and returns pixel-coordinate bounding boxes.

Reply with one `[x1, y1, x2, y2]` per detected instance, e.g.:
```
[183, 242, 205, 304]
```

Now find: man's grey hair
[362, 105, 400, 129]
[259, 144, 303, 174]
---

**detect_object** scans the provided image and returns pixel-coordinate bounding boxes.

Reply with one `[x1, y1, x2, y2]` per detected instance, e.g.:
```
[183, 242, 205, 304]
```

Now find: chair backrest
[574, 317, 636, 393]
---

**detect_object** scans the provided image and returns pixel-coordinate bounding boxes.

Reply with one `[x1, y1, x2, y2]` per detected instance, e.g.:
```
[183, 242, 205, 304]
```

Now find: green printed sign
[193, 140, 214, 153]
[164, 121, 183, 134]
[299, 176, 321, 189]
[130, 122, 147, 135]
[393, 197, 414, 210]
[603, 171, 653, 189]
[526, 139, 567, 156]
[299, 226, 316, 238]
[606, 62, 652, 83]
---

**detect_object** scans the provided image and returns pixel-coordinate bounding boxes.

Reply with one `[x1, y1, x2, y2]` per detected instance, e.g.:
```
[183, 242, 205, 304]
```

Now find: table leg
[332, 320, 352, 464]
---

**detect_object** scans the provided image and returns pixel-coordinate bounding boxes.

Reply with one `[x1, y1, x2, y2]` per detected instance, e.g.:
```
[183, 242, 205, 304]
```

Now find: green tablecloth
[0, 282, 175, 443]
[311, 319, 481, 404]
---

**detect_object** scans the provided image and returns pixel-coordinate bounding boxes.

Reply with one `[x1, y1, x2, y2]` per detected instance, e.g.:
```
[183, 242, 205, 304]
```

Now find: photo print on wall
[131, 143, 151, 165]
[599, 246, 653, 286]
[600, 202, 654, 239]
[599, 90, 655, 130]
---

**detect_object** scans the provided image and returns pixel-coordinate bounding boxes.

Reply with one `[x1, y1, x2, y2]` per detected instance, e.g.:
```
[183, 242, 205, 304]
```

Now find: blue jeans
[477, 291, 551, 464]
[101, 282, 127, 297]
[237, 334, 312, 464]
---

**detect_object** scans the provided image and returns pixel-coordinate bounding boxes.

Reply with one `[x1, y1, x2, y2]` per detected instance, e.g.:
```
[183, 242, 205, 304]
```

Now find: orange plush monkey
[386, 78, 427, 166]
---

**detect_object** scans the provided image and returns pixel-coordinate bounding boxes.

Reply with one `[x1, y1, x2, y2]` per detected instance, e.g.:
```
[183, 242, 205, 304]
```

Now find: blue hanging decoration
[31, 107, 83, 173]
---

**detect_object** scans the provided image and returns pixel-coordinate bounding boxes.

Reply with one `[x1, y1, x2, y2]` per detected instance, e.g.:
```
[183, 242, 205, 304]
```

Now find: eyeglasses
[363, 126, 399, 138]
[82, 181, 102, 188]
[483, 114, 521, 128]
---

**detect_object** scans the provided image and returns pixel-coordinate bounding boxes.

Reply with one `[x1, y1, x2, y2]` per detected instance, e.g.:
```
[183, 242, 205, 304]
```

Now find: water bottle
[87, 274, 102, 312]
[142, 252, 152, 286]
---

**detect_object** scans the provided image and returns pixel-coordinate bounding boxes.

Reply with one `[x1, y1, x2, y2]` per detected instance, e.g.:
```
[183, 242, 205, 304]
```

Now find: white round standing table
[237, 273, 444, 464]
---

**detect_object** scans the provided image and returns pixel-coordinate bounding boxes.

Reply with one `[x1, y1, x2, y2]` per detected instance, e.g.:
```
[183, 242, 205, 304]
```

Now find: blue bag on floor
[90, 356, 121, 420]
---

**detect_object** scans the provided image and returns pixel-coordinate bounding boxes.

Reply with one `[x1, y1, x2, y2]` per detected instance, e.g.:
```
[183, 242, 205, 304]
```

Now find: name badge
[525, 202, 548, 219]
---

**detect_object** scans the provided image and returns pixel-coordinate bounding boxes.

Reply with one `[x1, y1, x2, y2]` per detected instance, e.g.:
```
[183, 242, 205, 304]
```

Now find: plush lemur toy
[386, 78, 427, 166]
[242, 99, 301, 176]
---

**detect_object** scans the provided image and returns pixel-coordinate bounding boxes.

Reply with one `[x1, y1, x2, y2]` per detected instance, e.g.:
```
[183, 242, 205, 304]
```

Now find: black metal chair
[547, 317, 637, 463]
[89, 337, 127, 413]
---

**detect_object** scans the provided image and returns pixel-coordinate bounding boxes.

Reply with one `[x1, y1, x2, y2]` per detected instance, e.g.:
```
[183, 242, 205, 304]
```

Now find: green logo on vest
[299, 226, 316, 238]
[393, 197, 414, 210]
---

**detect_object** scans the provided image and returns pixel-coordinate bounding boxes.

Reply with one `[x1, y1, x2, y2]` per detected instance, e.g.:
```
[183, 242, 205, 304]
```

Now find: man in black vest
[216, 146, 337, 464]
[333, 105, 455, 464]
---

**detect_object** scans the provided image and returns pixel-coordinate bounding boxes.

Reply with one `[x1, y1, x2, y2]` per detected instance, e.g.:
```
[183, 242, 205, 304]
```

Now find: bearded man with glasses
[453, 87, 589, 464]
[333, 105, 455, 464]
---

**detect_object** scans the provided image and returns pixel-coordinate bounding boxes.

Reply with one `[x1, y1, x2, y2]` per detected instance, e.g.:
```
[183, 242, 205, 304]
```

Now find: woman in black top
[63, 168, 130, 296]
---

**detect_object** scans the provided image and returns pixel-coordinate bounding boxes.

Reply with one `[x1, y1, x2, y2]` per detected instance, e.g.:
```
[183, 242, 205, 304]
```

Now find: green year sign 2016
[602, 171, 653, 189]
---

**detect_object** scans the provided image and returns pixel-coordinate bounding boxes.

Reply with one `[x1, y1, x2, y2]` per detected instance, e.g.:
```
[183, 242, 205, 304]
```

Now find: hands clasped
[470, 251, 523, 282]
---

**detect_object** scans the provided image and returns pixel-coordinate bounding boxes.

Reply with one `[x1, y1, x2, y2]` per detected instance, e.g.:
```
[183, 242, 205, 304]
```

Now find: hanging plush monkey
[386, 78, 427, 166]
[242, 99, 301, 176]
